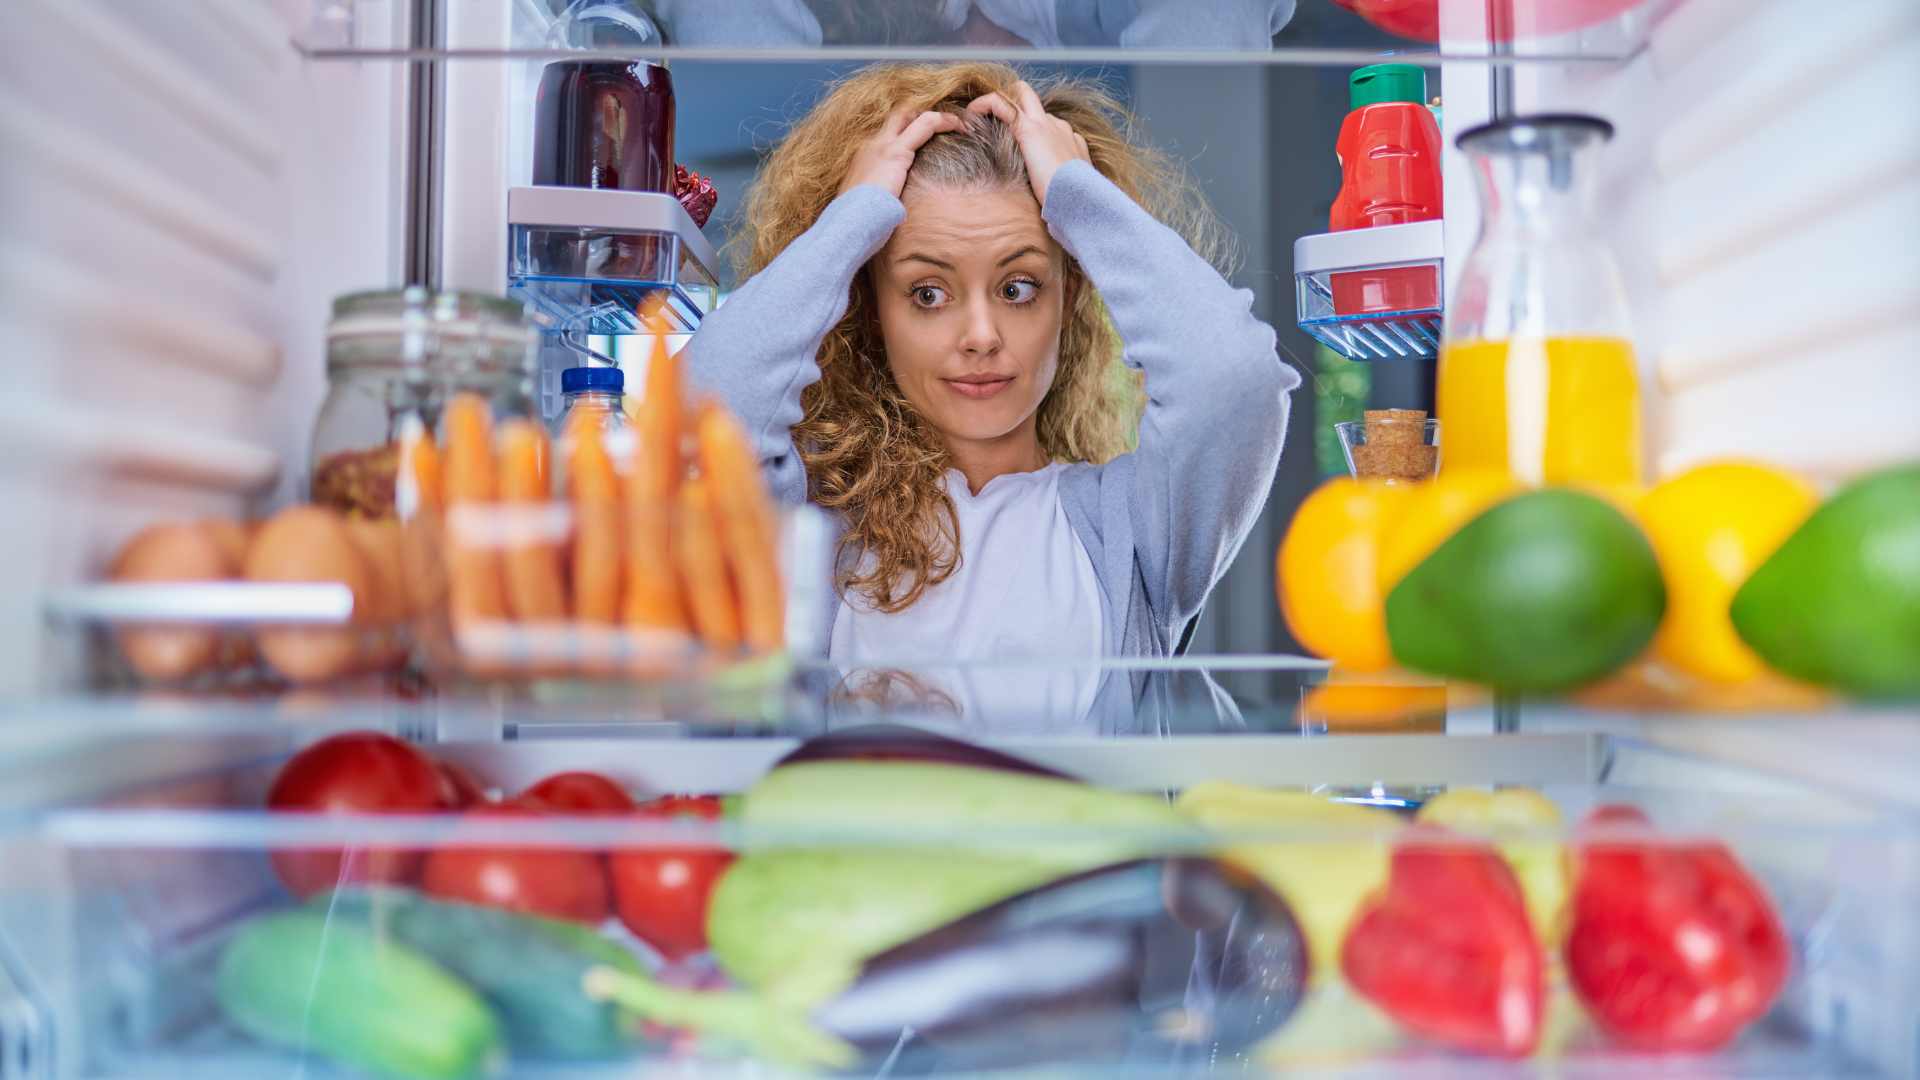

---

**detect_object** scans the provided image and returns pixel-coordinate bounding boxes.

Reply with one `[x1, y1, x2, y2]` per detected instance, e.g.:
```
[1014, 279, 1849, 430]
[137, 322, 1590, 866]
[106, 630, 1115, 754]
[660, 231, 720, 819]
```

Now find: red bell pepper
[1342, 831, 1545, 1057]
[1567, 805, 1790, 1051]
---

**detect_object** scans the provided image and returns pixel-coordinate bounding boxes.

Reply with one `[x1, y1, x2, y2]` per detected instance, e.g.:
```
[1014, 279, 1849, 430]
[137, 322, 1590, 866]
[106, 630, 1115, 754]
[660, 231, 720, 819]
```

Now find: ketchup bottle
[1330, 64, 1444, 317]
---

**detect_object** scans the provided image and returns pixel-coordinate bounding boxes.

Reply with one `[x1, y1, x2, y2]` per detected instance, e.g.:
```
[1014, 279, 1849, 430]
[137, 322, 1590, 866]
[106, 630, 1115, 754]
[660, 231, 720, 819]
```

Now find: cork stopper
[1351, 409, 1437, 482]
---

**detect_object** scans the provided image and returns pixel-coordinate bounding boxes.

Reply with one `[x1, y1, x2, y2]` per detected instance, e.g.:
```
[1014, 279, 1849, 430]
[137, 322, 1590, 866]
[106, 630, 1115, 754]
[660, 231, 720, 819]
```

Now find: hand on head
[839, 81, 1093, 206]
[840, 107, 965, 198]
[967, 80, 1092, 206]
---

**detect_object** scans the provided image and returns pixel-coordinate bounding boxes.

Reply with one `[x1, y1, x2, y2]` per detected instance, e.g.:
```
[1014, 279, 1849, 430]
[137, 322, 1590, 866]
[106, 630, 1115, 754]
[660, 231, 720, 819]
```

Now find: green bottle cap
[1350, 64, 1428, 110]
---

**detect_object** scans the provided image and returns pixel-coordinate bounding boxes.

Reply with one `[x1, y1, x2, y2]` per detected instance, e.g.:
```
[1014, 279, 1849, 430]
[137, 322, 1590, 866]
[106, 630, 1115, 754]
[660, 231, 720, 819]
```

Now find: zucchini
[317, 888, 647, 1060]
[216, 911, 502, 1079]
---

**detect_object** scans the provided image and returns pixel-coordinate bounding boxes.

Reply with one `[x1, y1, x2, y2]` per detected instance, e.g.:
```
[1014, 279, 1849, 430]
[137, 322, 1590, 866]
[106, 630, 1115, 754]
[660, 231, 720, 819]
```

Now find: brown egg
[345, 517, 409, 670]
[197, 517, 251, 572]
[245, 505, 372, 684]
[109, 522, 233, 682]
[195, 517, 259, 671]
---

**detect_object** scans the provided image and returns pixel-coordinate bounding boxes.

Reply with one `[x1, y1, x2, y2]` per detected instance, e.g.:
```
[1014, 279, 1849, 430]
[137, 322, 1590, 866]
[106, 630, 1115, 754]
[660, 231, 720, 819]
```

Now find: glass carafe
[1439, 114, 1642, 486]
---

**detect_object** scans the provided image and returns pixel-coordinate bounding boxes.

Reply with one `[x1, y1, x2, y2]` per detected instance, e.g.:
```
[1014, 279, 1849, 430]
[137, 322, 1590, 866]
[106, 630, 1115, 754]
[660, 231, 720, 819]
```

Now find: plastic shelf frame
[1294, 219, 1445, 361]
[507, 186, 722, 336]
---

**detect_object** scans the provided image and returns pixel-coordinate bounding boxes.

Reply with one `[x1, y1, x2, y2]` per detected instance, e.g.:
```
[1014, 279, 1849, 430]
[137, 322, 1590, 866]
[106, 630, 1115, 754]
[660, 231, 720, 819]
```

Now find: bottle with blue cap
[558, 365, 629, 435]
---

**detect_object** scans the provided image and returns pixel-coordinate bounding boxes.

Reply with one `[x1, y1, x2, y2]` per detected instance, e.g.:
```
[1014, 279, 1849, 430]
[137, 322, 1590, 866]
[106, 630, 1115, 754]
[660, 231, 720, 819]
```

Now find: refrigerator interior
[2, 0, 1919, 1077]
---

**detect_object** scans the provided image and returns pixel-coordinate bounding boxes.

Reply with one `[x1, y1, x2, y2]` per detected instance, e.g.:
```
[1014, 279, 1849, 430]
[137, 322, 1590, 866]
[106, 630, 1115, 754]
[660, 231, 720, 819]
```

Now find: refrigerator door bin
[1294, 220, 1445, 361]
[506, 187, 721, 336]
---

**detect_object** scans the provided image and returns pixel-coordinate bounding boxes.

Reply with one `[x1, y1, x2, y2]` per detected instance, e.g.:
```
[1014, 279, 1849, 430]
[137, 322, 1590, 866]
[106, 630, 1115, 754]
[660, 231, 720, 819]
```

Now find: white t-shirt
[829, 463, 1107, 729]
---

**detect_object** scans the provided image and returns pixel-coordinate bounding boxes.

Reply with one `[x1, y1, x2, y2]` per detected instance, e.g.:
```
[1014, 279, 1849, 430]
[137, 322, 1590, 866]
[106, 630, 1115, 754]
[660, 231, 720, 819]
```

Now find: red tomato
[1567, 805, 1790, 1051]
[266, 731, 452, 898]
[517, 771, 636, 814]
[1342, 832, 1545, 1057]
[436, 758, 489, 808]
[608, 795, 733, 962]
[420, 804, 611, 924]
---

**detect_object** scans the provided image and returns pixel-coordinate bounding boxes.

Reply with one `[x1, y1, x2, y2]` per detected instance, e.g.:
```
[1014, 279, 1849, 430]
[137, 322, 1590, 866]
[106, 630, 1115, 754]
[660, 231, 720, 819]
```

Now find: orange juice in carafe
[1444, 115, 1644, 488]
[1438, 336, 1640, 485]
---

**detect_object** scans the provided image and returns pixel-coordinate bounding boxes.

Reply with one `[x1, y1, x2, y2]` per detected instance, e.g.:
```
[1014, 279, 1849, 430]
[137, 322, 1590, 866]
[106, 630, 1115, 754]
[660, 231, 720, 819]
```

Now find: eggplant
[815, 857, 1308, 1071]
[590, 858, 1308, 1073]
[774, 723, 1070, 779]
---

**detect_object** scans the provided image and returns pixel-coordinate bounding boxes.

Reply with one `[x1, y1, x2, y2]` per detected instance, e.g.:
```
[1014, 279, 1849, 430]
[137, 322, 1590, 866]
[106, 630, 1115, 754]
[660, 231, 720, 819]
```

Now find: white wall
[0, 0, 408, 692]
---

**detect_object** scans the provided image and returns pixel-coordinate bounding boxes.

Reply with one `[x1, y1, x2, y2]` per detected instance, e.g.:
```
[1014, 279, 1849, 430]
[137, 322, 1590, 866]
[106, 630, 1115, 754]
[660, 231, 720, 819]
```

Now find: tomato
[1342, 832, 1545, 1057]
[420, 804, 611, 924]
[608, 795, 733, 962]
[266, 731, 452, 898]
[436, 758, 489, 808]
[517, 771, 636, 814]
[1567, 805, 1790, 1051]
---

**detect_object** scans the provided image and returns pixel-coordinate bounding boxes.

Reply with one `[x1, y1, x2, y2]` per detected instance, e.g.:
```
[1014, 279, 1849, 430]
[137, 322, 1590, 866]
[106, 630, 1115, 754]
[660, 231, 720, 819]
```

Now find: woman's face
[871, 186, 1068, 458]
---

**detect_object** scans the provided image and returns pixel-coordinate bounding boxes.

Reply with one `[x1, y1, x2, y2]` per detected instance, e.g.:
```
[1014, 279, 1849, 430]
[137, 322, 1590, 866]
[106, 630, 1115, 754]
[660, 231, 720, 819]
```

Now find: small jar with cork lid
[1336, 409, 1441, 483]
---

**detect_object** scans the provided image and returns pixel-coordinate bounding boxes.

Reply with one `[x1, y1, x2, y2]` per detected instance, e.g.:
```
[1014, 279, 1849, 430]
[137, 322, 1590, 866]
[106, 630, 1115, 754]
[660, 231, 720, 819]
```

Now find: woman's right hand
[839, 107, 965, 199]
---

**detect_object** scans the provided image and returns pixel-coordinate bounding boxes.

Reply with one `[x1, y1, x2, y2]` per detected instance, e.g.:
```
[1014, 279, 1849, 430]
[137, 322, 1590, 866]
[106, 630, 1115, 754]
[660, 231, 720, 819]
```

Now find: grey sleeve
[1116, 0, 1296, 47]
[648, 0, 823, 45]
[1040, 159, 1301, 632]
[682, 185, 905, 504]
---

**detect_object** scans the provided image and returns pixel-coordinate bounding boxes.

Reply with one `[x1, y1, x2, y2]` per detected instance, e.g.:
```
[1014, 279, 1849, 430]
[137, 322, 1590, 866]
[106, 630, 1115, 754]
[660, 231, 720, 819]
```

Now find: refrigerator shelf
[1, 706, 1915, 1079]
[506, 187, 722, 336]
[294, 0, 1661, 66]
[1294, 220, 1446, 361]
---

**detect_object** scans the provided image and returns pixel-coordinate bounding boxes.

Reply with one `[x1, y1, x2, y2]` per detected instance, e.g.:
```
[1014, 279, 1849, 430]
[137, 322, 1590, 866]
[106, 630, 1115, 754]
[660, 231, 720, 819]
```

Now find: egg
[197, 516, 261, 672]
[109, 522, 235, 682]
[198, 517, 252, 570]
[244, 505, 372, 683]
[345, 517, 410, 670]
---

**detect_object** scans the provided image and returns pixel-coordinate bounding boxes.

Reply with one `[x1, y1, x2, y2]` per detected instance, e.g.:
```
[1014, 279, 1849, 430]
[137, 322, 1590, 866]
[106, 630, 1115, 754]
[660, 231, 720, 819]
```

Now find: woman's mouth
[944, 374, 1015, 400]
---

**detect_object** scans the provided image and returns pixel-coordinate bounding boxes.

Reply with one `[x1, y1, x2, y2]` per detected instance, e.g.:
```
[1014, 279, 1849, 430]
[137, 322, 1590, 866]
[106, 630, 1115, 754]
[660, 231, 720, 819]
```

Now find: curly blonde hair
[734, 62, 1230, 612]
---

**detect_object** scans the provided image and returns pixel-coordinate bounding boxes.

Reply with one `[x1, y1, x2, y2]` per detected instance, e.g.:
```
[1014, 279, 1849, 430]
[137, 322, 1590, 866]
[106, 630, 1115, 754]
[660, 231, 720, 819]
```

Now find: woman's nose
[958, 296, 1002, 357]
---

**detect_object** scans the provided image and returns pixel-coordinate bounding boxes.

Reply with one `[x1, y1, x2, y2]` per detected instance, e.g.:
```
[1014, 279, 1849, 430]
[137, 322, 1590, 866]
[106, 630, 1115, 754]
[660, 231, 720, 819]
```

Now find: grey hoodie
[685, 159, 1299, 660]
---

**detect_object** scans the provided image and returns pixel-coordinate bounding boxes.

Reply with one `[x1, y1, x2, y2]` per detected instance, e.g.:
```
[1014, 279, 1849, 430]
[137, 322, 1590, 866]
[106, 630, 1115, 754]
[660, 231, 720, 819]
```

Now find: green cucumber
[216, 911, 502, 1079]
[316, 888, 646, 1060]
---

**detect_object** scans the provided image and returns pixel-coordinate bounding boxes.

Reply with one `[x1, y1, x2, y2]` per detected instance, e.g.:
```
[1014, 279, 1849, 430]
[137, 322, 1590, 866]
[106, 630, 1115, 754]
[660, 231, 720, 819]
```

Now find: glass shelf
[295, 0, 1662, 66]
[2, 688, 1916, 1079]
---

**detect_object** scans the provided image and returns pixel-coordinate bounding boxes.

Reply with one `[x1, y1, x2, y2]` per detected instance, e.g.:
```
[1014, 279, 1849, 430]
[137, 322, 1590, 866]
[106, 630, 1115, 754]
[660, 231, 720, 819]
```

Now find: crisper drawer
[1, 711, 1916, 1079]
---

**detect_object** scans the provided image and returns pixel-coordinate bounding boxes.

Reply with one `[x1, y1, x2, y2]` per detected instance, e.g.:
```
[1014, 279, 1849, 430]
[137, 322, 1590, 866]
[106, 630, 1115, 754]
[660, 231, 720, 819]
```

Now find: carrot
[695, 403, 784, 652]
[496, 418, 567, 622]
[442, 392, 506, 625]
[396, 414, 443, 516]
[566, 411, 623, 624]
[675, 476, 741, 650]
[633, 306, 683, 502]
[396, 414, 448, 618]
[622, 312, 688, 631]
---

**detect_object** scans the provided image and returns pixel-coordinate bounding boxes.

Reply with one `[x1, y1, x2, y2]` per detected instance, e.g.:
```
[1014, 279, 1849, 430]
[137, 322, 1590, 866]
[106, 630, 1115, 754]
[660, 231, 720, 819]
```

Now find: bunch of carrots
[394, 319, 783, 669]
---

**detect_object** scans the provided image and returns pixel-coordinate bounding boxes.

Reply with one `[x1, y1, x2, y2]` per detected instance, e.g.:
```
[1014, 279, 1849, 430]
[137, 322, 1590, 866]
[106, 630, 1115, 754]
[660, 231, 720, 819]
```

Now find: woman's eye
[910, 285, 949, 308]
[1000, 279, 1040, 304]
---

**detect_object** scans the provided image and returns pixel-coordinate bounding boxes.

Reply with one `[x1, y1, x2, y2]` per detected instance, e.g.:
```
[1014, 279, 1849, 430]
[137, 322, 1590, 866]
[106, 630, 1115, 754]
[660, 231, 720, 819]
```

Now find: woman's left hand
[969, 81, 1091, 207]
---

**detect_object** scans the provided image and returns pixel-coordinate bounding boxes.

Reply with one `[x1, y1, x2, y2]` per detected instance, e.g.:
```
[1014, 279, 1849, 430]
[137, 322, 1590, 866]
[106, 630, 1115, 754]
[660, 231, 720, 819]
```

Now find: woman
[648, 1, 1296, 48]
[685, 63, 1296, 718]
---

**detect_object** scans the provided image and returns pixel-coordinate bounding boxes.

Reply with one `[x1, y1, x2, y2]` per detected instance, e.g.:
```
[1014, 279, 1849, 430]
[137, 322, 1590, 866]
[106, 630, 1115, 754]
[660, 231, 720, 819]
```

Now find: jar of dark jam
[532, 61, 675, 195]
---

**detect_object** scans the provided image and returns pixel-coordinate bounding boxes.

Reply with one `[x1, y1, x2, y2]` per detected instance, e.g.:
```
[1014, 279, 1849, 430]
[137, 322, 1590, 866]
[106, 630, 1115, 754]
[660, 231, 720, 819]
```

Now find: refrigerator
[2, 0, 1918, 1076]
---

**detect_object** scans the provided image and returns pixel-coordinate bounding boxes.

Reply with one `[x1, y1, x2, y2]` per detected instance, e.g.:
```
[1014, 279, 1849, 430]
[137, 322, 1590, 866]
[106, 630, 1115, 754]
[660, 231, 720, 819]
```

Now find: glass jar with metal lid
[310, 288, 539, 519]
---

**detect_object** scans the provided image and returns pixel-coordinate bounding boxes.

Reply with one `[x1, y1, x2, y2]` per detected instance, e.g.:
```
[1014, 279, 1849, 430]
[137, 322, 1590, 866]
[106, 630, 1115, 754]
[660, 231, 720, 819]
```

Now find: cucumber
[216, 911, 502, 1080]
[316, 888, 647, 1060]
